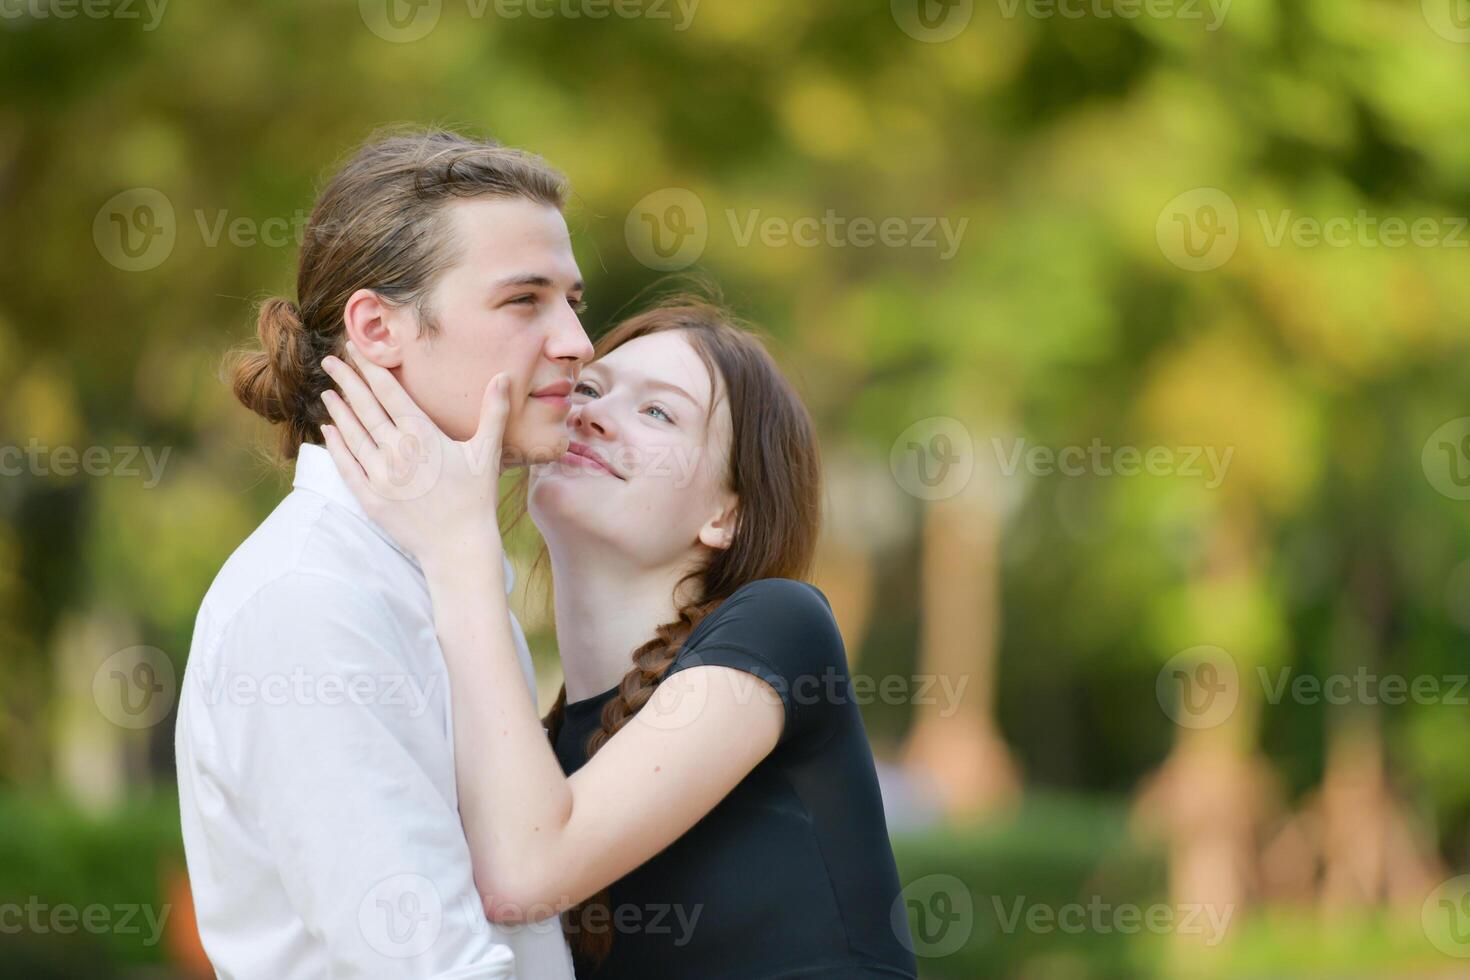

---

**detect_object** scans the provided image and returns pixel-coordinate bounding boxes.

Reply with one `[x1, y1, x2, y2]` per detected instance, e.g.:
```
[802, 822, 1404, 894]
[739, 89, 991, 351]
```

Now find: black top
[553, 578, 919, 979]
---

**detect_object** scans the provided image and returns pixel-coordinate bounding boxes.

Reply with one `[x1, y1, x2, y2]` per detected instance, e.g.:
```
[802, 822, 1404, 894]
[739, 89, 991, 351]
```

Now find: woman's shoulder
[680, 577, 844, 674]
[699, 578, 836, 637]
[673, 578, 851, 742]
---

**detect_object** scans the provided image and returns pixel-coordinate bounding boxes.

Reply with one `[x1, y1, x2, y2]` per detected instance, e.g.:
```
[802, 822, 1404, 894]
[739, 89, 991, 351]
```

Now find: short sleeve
[664, 579, 849, 746]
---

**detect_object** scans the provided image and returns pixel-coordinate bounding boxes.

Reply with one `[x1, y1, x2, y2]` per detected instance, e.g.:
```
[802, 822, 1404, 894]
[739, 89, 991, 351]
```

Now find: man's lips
[563, 441, 622, 479]
[530, 379, 573, 408]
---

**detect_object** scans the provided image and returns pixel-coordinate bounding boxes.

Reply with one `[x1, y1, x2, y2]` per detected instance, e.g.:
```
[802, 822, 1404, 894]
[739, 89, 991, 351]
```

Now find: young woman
[319, 299, 918, 978]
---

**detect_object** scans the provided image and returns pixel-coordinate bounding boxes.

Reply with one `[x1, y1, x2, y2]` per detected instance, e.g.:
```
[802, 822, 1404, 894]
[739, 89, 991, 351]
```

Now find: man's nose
[549, 306, 595, 366]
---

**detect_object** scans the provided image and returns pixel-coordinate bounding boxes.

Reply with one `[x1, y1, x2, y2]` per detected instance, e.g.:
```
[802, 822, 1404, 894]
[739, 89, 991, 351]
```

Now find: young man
[175, 130, 593, 979]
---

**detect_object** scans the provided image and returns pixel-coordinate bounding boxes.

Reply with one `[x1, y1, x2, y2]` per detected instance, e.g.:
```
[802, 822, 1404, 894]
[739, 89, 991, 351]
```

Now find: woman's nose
[571, 402, 610, 437]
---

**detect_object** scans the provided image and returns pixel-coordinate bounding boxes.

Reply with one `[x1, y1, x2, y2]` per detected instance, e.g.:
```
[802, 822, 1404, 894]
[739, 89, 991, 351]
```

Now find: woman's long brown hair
[540, 298, 822, 968]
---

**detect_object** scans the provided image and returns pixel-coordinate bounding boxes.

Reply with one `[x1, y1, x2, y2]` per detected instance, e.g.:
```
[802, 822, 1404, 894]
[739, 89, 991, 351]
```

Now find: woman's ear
[342, 288, 406, 368]
[698, 497, 739, 551]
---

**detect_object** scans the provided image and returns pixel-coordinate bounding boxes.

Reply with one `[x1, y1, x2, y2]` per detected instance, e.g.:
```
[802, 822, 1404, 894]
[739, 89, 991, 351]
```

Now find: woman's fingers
[344, 341, 440, 434]
[321, 389, 380, 467]
[471, 374, 512, 462]
[321, 424, 373, 500]
[321, 353, 393, 441]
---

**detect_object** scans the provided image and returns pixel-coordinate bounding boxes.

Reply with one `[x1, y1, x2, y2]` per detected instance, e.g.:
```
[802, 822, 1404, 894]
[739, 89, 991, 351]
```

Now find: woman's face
[529, 329, 737, 568]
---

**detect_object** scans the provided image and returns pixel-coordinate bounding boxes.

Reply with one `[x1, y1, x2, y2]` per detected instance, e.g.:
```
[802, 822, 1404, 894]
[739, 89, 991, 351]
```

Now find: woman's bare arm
[422, 549, 783, 921]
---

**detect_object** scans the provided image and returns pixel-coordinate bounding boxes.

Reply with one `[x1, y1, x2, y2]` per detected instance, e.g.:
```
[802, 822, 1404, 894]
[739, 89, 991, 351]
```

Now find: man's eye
[569, 297, 588, 315]
[510, 294, 536, 306]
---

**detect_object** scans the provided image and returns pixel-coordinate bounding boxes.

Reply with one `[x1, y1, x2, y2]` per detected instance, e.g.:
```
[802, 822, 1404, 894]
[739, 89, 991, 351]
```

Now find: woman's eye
[573, 382, 599, 397]
[569, 297, 588, 315]
[645, 404, 674, 423]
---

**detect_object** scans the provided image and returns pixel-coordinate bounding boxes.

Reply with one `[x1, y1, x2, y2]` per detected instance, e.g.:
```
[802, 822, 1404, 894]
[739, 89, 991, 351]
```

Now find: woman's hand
[319, 343, 510, 574]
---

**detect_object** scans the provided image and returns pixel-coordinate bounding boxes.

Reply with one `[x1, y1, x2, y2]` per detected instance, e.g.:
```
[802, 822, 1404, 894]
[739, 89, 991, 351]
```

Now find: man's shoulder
[195, 488, 415, 652]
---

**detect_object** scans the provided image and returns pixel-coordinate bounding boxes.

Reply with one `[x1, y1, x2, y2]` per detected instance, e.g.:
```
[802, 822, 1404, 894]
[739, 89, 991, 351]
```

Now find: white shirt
[176, 444, 574, 980]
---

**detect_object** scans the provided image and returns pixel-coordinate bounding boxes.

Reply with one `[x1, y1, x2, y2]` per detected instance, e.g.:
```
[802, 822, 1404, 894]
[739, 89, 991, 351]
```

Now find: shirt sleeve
[664, 578, 849, 746]
[214, 571, 518, 980]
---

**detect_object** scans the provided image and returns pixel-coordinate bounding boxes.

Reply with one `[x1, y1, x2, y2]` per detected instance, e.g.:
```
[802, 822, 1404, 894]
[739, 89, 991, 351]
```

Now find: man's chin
[502, 429, 570, 470]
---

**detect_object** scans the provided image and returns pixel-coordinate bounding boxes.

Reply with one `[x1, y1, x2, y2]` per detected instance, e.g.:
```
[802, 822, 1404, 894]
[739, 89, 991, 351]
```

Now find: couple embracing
[175, 128, 918, 979]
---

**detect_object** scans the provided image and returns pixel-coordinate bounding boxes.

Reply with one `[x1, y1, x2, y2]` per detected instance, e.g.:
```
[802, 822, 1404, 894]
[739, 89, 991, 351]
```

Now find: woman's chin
[529, 474, 598, 525]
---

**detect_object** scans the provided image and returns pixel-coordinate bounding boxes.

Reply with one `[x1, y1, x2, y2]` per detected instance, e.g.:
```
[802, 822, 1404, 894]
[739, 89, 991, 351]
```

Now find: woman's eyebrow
[581, 363, 701, 408]
[645, 379, 699, 407]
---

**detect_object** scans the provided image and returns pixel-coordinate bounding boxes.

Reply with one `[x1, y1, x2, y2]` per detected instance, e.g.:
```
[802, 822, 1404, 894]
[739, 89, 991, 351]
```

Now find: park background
[5, 0, 1470, 976]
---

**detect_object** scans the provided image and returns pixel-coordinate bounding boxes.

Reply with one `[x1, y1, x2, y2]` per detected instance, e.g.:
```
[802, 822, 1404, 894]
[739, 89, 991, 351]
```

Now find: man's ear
[697, 496, 739, 551]
[342, 288, 407, 368]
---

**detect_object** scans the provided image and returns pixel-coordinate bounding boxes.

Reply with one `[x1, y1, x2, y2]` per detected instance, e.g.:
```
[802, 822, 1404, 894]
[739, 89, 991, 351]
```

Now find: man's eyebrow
[490, 273, 585, 292]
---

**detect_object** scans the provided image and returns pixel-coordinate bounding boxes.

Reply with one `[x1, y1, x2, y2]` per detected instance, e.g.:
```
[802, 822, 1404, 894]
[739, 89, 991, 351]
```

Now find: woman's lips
[563, 442, 621, 478]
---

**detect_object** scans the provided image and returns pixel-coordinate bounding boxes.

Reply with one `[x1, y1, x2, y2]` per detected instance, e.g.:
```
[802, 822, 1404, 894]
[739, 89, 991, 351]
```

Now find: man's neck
[548, 546, 692, 703]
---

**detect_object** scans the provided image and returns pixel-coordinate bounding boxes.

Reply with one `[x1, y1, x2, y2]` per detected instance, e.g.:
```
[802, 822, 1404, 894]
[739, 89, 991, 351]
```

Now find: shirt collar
[292, 443, 515, 595]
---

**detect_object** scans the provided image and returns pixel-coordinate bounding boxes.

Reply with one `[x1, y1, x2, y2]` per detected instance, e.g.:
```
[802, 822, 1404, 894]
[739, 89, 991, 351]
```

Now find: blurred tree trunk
[812, 451, 889, 672]
[1134, 514, 1278, 960]
[52, 609, 142, 813]
[1316, 558, 1443, 911]
[903, 468, 1020, 818]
